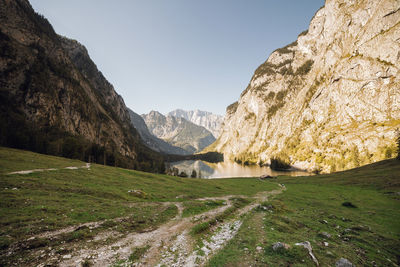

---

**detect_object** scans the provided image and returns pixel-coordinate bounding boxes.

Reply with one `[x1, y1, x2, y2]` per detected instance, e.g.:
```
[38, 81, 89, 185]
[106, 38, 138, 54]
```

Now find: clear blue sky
[30, 0, 324, 115]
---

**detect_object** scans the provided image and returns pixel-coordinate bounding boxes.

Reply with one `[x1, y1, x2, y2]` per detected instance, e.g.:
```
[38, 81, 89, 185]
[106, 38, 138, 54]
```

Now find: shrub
[270, 157, 291, 170]
[227, 101, 239, 114]
[276, 90, 288, 101]
[295, 60, 314, 75]
[396, 129, 400, 160]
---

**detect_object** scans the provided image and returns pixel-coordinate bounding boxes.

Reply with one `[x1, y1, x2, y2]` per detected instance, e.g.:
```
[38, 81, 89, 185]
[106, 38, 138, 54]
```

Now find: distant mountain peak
[142, 111, 216, 154]
[167, 109, 224, 138]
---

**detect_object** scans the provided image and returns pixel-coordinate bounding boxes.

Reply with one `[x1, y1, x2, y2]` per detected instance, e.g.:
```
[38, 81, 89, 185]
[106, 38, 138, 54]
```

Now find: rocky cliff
[0, 0, 164, 171]
[168, 109, 224, 138]
[142, 111, 216, 154]
[128, 109, 189, 155]
[211, 0, 400, 173]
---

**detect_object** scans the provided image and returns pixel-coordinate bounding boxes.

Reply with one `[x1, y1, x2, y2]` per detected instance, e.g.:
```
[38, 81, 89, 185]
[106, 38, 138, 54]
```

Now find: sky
[30, 0, 324, 116]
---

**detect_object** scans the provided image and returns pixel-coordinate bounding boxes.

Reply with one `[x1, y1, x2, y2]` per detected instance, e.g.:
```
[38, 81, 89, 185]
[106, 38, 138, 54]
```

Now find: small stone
[335, 258, 355, 267]
[244, 248, 248, 251]
[272, 242, 289, 251]
[27, 237, 35, 241]
[62, 254, 72, 259]
[323, 242, 329, 247]
[319, 232, 331, 239]
[256, 246, 263, 251]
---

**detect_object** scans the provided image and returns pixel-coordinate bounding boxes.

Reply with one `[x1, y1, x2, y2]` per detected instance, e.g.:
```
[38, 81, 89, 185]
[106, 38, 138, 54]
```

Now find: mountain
[142, 111, 216, 154]
[0, 0, 164, 172]
[128, 109, 189, 155]
[168, 109, 224, 138]
[210, 0, 400, 173]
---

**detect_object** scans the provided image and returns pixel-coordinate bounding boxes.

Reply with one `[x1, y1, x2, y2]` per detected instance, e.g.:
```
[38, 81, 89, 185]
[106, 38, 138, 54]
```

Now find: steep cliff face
[168, 109, 224, 138]
[212, 0, 400, 172]
[0, 0, 164, 171]
[128, 109, 189, 155]
[142, 111, 216, 154]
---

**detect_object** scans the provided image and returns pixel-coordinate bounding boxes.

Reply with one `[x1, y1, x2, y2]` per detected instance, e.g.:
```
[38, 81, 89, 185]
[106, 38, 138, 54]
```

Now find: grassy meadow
[0, 147, 399, 266]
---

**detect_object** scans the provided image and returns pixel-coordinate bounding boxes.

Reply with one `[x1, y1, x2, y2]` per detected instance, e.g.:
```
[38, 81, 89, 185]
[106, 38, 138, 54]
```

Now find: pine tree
[396, 129, 400, 160]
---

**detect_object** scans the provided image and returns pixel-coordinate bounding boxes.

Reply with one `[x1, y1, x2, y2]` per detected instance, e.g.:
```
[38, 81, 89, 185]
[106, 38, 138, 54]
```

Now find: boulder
[335, 258, 355, 267]
[272, 242, 290, 251]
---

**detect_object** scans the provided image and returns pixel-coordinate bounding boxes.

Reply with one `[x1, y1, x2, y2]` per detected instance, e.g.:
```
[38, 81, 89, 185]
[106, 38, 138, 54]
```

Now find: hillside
[0, 0, 164, 172]
[0, 147, 398, 266]
[168, 109, 224, 138]
[211, 0, 400, 173]
[142, 111, 216, 154]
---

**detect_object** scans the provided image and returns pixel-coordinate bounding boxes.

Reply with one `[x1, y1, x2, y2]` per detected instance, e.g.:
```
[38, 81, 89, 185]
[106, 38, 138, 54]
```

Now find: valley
[0, 0, 399, 266]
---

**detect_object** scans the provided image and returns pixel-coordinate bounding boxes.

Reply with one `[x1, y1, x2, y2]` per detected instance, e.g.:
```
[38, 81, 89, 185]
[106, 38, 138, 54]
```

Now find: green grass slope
[208, 159, 400, 266]
[0, 147, 277, 257]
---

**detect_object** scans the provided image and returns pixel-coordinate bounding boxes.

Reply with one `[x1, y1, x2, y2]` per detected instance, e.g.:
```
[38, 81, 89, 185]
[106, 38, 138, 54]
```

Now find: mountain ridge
[128, 109, 189, 155]
[0, 0, 164, 172]
[142, 111, 216, 154]
[167, 109, 224, 138]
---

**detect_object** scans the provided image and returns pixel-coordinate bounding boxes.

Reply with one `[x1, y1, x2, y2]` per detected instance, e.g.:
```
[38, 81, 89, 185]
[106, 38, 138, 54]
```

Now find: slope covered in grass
[208, 159, 400, 266]
[0, 147, 277, 254]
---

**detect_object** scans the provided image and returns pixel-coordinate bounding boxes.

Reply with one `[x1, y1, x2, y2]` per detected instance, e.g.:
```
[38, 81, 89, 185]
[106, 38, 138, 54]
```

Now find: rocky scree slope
[128, 109, 189, 155]
[168, 109, 224, 138]
[0, 0, 164, 171]
[211, 0, 400, 173]
[142, 111, 216, 154]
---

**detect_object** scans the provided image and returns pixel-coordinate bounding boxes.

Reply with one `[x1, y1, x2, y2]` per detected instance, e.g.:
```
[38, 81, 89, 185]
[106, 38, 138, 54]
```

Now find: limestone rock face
[212, 0, 400, 172]
[142, 111, 216, 154]
[168, 109, 224, 138]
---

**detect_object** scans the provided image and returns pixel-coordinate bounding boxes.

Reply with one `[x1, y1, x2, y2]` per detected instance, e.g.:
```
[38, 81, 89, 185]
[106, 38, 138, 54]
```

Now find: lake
[168, 160, 311, 178]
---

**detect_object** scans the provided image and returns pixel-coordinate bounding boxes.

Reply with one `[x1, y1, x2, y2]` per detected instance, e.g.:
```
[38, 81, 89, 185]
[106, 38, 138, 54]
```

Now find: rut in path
[55, 186, 284, 267]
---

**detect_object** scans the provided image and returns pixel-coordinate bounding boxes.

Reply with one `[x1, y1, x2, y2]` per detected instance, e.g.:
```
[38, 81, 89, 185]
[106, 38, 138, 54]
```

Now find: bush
[295, 60, 314, 75]
[270, 157, 291, 170]
[396, 129, 400, 160]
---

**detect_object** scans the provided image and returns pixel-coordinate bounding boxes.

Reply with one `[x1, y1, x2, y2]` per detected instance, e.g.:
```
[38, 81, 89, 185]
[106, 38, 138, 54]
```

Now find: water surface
[168, 160, 311, 178]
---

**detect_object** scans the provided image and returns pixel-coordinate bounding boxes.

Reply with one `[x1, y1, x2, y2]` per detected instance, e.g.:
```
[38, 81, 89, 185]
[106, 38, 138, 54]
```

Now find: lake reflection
[168, 160, 311, 178]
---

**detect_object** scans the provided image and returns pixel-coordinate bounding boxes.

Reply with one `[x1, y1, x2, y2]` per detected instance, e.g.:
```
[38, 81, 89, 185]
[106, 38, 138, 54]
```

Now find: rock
[256, 246, 263, 252]
[335, 258, 355, 267]
[319, 232, 332, 239]
[295, 241, 319, 266]
[323, 242, 329, 247]
[272, 242, 290, 251]
[62, 254, 72, 259]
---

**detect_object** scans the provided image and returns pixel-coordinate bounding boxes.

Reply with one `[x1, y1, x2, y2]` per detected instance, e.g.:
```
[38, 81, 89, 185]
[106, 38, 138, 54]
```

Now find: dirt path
[155, 187, 284, 267]
[48, 185, 284, 267]
[7, 163, 91, 175]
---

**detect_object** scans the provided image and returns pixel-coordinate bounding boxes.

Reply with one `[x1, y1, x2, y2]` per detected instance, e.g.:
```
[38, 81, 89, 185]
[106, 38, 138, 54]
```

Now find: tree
[179, 171, 188, 177]
[191, 169, 197, 178]
[396, 129, 400, 160]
